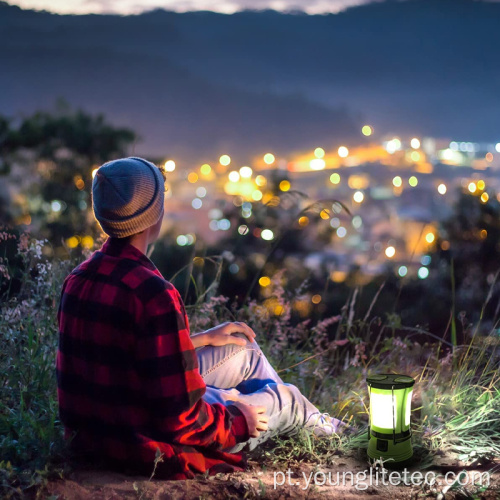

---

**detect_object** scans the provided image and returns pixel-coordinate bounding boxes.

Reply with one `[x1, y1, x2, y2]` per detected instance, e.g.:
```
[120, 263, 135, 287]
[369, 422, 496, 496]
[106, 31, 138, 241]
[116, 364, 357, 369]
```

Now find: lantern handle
[391, 385, 396, 445]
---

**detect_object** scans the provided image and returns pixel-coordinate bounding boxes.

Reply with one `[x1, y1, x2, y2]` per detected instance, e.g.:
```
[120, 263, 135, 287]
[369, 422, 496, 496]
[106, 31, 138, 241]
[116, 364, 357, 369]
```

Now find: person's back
[56, 158, 249, 479]
[56, 156, 346, 480]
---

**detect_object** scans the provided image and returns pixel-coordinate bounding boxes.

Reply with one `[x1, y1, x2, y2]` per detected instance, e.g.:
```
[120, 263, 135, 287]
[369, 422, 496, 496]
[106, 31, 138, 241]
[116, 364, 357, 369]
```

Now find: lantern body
[367, 374, 414, 463]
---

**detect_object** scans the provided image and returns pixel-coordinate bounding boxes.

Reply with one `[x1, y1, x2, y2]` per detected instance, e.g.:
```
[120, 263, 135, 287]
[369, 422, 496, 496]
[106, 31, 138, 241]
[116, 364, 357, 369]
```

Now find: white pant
[197, 333, 323, 452]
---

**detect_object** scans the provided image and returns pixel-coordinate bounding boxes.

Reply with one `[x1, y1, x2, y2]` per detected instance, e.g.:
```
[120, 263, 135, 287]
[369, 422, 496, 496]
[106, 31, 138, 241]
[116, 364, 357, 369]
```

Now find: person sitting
[56, 157, 345, 479]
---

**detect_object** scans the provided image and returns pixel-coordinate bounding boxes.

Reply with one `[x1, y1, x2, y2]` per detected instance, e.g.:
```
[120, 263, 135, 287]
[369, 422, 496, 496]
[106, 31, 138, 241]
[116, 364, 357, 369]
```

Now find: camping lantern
[366, 374, 415, 463]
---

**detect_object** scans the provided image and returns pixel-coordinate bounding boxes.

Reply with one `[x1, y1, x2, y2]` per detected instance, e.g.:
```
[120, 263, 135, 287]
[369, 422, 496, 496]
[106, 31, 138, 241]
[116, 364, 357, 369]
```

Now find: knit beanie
[92, 157, 165, 238]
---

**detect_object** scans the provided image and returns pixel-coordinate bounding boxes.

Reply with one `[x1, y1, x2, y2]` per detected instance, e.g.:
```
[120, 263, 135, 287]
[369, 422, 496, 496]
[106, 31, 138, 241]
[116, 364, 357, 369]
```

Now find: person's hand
[194, 321, 256, 347]
[230, 401, 269, 438]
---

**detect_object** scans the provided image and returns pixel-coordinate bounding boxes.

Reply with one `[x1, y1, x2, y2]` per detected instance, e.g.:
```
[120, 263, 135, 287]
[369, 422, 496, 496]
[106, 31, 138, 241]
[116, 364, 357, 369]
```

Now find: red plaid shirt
[56, 237, 249, 479]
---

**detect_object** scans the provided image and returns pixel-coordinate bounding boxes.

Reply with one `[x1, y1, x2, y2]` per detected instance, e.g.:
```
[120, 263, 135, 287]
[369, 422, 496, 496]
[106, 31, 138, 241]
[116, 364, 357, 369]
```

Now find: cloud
[10, 0, 373, 15]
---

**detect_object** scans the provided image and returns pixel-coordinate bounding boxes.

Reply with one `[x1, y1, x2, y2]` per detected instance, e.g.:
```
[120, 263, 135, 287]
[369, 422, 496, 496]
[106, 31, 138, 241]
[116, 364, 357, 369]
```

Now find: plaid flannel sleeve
[135, 275, 248, 448]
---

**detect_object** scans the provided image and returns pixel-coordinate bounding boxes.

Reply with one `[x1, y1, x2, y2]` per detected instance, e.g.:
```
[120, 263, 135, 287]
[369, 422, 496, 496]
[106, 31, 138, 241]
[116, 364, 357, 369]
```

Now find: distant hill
[1, 0, 499, 164]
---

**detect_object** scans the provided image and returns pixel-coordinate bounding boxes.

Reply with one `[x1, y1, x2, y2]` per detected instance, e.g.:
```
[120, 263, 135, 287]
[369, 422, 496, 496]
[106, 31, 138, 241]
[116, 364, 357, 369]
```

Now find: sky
[6, 0, 377, 15]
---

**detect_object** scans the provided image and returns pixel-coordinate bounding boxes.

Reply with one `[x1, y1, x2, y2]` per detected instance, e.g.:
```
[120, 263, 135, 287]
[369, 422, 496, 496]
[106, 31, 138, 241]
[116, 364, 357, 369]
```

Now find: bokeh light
[330, 173, 341, 185]
[385, 246, 396, 258]
[219, 154, 231, 166]
[314, 147, 325, 158]
[392, 176, 402, 187]
[200, 163, 212, 175]
[259, 276, 271, 287]
[264, 153, 275, 164]
[310, 158, 326, 170]
[228, 171, 240, 182]
[239, 166, 253, 178]
[338, 146, 349, 158]
[353, 191, 364, 203]
[418, 267, 429, 279]
[298, 216, 309, 227]
[362, 125, 373, 136]
[255, 175, 267, 186]
[164, 160, 176, 172]
[279, 180, 291, 192]
[311, 294, 322, 304]
[261, 229, 274, 241]
[252, 190, 263, 201]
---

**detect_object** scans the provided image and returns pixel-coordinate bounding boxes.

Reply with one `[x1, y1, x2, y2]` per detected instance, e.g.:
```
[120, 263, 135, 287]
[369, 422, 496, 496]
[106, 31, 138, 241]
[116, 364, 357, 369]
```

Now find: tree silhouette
[0, 103, 136, 254]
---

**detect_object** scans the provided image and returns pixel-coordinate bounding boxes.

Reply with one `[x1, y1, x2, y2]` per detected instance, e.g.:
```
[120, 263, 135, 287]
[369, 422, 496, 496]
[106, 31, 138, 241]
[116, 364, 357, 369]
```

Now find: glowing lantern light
[409, 176, 418, 187]
[425, 232, 435, 244]
[468, 182, 477, 193]
[392, 176, 402, 188]
[481, 192, 489, 203]
[367, 374, 415, 462]
[410, 138, 421, 149]
[338, 146, 349, 158]
[496, 143, 500, 153]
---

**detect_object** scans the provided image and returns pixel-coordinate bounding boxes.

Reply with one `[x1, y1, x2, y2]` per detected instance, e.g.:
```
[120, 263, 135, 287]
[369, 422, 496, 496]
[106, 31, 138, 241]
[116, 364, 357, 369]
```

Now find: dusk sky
[7, 0, 377, 15]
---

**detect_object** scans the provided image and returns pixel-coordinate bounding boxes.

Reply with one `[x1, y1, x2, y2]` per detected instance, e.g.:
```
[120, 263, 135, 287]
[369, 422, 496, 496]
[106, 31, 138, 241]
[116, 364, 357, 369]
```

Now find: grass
[0, 232, 499, 498]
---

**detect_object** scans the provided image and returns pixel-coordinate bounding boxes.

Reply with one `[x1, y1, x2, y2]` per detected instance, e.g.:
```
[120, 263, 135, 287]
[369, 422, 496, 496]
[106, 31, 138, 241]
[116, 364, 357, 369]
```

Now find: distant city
[83, 127, 498, 282]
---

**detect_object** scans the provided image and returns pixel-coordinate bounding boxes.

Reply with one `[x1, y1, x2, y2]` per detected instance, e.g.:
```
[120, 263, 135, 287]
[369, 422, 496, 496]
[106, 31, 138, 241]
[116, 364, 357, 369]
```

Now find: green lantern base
[367, 436, 413, 463]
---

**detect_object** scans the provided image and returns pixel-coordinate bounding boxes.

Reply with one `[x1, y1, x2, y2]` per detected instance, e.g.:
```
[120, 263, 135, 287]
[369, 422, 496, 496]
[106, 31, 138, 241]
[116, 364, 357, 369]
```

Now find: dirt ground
[42, 454, 500, 500]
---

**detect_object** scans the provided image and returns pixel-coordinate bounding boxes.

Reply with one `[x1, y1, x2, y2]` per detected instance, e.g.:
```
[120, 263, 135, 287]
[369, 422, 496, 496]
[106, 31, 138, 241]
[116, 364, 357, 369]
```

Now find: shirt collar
[99, 237, 158, 272]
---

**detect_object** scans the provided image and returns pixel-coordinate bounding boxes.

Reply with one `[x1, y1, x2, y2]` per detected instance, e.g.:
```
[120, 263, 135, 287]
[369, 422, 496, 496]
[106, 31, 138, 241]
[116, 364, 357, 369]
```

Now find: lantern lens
[370, 392, 397, 429]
